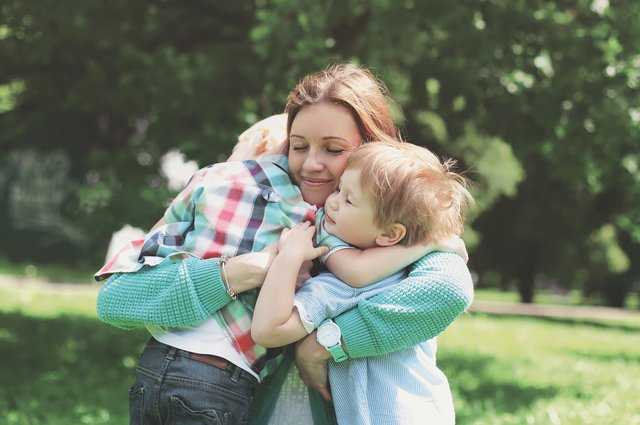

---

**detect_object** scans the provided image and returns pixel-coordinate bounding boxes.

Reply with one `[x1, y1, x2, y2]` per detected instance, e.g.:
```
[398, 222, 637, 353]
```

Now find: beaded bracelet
[219, 256, 238, 300]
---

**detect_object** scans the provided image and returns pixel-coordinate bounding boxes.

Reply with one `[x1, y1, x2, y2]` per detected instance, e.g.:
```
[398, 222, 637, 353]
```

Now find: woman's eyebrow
[290, 134, 351, 143]
[322, 136, 350, 143]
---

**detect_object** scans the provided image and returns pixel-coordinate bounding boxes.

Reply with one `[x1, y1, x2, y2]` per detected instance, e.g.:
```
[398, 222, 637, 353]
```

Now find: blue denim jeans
[129, 338, 258, 425]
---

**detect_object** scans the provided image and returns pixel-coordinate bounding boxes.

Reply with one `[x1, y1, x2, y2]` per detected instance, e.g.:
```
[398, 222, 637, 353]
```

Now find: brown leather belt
[187, 352, 231, 370]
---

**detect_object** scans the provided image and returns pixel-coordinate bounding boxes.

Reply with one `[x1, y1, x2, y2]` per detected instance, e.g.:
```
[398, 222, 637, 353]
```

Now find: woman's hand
[294, 332, 332, 401]
[224, 244, 278, 293]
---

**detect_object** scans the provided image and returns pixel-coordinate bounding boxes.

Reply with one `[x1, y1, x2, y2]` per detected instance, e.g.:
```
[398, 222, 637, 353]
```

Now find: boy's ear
[375, 223, 406, 247]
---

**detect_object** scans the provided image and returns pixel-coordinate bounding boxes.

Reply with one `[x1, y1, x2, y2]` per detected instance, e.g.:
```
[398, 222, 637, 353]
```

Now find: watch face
[317, 322, 340, 347]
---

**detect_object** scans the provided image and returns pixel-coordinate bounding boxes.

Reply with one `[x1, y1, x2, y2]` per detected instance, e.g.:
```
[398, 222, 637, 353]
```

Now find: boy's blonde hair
[347, 142, 473, 245]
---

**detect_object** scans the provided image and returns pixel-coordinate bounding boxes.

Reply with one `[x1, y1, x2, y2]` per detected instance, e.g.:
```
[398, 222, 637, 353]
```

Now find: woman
[97, 64, 472, 425]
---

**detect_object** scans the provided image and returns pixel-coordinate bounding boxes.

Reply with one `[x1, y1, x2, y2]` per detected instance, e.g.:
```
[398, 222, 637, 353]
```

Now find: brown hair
[347, 142, 474, 245]
[285, 64, 400, 144]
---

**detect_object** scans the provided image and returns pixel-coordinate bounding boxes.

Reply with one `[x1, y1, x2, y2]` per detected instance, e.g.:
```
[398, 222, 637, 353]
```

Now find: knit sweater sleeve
[96, 256, 233, 330]
[333, 252, 473, 359]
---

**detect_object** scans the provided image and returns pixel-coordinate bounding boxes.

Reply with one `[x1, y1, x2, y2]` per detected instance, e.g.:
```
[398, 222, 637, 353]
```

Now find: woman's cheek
[287, 156, 302, 182]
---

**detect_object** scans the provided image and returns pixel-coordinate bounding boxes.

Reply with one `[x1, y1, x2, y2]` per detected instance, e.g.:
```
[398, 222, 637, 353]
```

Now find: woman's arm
[97, 249, 276, 329]
[335, 252, 473, 358]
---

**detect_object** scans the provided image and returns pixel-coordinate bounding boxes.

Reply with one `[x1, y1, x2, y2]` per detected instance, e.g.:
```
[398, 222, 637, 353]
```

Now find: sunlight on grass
[0, 258, 96, 284]
[439, 314, 640, 425]
[1, 283, 639, 424]
[0, 285, 99, 318]
[0, 284, 146, 425]
[474, 288, 640, 310]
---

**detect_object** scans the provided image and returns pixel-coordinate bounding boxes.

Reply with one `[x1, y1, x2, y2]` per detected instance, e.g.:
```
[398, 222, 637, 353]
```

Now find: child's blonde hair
[347, 142, 473, 245]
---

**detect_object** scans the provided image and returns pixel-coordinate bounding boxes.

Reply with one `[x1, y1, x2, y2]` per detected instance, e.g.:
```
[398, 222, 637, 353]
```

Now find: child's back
[295, 251, 468, 425]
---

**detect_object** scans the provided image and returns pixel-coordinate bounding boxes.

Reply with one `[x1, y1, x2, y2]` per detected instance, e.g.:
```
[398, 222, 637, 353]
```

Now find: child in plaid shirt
[252, 142, 473, 425]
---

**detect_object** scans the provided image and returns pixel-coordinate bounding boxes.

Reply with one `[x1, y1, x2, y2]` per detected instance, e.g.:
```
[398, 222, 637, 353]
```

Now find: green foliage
[0, 79, 24, 113]
[589, 224, 630, 275]
[1, 1, 639, 304]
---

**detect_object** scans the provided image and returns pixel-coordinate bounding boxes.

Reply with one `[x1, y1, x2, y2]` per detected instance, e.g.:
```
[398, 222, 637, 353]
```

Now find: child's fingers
[280, 228, 290, 239]
[291, 222, 312, 237]
[313, 246, 329, 259]
[304, 224, 316, 237]
[291, 222, 310, 231]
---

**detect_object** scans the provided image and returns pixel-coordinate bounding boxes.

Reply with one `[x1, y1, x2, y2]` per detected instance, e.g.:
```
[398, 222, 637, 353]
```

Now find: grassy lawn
[0, 258, 97, 284]
[1, 282, 639, 425]
[474, 288, 640, 310]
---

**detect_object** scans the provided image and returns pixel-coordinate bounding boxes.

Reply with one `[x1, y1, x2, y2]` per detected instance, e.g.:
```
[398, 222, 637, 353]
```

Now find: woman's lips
[301, 177, 332, 188]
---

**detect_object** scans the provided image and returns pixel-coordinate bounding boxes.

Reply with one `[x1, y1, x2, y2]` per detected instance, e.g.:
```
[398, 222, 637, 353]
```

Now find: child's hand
[279, 222, 328, 262]
[428, 236, 468, 263]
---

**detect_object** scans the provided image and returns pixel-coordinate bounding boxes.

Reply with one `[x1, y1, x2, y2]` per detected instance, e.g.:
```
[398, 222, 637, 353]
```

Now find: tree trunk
[516, 263, 536, 304]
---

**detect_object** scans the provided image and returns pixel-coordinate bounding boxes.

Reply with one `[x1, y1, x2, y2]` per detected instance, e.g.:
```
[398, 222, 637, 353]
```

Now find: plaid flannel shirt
[95, 155, 317, 379]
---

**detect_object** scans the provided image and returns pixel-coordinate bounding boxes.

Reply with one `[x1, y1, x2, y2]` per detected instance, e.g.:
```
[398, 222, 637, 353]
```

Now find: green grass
[1, 283, 639, 425]
[439, 314, 640, 425]
[0, 284, 147, 425]
[474, 288, 640, 310]
[0, 258, 96, 284]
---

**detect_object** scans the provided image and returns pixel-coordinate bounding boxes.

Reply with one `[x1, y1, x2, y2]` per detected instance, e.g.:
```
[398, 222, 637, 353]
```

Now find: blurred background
[1, 1, 639, 424]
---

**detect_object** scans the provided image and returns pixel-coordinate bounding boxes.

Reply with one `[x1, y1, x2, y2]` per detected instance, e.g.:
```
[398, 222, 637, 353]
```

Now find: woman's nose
[302, 149, 324, 172]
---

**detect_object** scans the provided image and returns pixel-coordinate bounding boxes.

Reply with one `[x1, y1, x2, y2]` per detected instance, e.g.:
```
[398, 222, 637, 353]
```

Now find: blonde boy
[252, 142, 473, 425]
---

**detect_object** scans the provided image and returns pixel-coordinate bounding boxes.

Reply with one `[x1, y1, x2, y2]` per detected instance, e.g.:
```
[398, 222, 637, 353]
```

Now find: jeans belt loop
[230, 363, 242, 383]
[165, 346, 177, 361]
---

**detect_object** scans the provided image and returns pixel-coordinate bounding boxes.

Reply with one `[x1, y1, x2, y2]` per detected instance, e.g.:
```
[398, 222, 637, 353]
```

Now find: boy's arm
[251, 251, 309, 347]
[325, 236, 469, 287]
[251, 223, 327, 347]
[324, 244, 431, 287]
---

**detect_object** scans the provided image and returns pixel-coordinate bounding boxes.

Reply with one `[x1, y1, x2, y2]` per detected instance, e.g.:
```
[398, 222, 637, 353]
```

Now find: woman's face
[288, 102, 363, 206]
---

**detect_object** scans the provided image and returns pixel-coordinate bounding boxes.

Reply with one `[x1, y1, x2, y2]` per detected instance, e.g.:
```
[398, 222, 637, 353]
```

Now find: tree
[1, 1, 638, 306]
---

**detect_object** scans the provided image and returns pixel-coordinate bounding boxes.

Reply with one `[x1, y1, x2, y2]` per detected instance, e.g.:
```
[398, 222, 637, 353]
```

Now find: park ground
[1, 275, 639, 425]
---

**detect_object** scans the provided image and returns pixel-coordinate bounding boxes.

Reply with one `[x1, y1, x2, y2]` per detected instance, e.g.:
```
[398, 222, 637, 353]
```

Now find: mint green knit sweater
[97, 251, 473, 359]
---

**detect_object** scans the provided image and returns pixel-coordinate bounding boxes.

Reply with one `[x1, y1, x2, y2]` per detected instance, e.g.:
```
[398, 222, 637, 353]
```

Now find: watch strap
[327, 343, 348, 362]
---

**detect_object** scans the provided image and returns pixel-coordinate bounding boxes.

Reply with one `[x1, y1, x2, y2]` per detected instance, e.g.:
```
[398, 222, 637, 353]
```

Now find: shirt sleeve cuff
[293, 302, 316, 334]
[320, 246, 355, 263]
[333, 309, 380, 359]
[186, 257, 233, 314]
